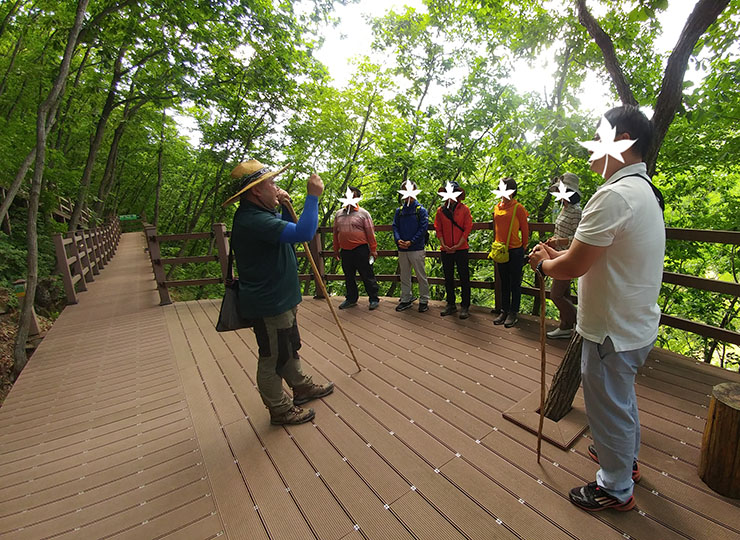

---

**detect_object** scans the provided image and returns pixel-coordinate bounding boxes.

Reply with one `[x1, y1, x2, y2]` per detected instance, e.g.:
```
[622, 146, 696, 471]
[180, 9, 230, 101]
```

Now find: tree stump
[543, 332, 583, 421]
[698, 382, 740, 498]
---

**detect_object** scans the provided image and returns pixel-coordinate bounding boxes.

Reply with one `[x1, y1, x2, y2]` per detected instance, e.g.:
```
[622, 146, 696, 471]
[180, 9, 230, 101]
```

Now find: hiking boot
[270, 405, 315, 425]
[369, 299, 380, 310]
[504, 312, 519, 328]
[396, 300, 414, 312]
[459, 307, 470, 319]
[569, 481, 635, 512]
[339, 300, 357, 309]
[418, 302, 429, 313]
[440, 304, 457, 317]
[588, 444, 641, 483]
[547, 327, 573, 339]
[293, 382, 335, 406]
[493, 311, 507, 325]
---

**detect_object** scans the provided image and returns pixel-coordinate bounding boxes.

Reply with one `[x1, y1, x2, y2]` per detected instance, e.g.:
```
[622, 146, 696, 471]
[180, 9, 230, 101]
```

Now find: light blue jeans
[581, 336, 654, 501]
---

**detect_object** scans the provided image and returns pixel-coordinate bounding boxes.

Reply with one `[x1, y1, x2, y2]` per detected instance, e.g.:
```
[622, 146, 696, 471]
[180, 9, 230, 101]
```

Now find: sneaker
[547, 327, 573, 339]
[459, 307, 470, 319]
[588, 444, 641, 483]
[440, 304, 457, 317]
[418, 303, 429, 313]
[270, 405, 315, 425]
[569, 481, 635, 512]
[504, 312, 519, 328]
[396, 301, 414, 312]
[293, 382, 335, 406]
[369, 299, 380, 310]
[339, 300, 357, 309]
[493, 312, 507, 325]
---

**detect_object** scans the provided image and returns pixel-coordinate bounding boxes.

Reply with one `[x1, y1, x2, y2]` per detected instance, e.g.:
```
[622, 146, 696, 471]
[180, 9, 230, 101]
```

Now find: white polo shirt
[574, 162, 665, 352]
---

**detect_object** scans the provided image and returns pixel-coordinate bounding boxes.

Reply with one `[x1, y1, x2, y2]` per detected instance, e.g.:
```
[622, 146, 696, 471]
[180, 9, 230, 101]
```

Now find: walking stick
[535, 268, 547, 463]
[284, 201, 362, 373]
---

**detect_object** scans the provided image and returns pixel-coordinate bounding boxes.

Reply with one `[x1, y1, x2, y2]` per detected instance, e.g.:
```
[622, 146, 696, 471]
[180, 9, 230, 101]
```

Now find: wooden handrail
[143, 221, 740, 347]
[53, 219, 121, 304]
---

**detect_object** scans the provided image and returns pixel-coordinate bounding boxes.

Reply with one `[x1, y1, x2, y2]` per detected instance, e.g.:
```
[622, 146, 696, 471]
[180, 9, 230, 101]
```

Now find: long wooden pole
[536, 270, 547, 463]
[284, 201, 362, 373]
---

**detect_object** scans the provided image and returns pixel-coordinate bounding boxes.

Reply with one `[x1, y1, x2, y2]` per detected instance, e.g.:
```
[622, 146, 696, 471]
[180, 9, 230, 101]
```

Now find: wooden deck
[1, 232, 739, 540]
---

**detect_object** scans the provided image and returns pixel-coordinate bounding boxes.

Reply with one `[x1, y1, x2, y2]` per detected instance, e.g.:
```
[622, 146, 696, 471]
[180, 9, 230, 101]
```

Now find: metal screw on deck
[14, 279, 41, 336]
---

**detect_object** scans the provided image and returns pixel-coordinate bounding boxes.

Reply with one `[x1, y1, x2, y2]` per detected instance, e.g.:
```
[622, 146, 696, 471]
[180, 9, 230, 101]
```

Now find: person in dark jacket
[434, 181, 473, 319]
[225, 159, 334, 426]
[393, 181, 430, 312]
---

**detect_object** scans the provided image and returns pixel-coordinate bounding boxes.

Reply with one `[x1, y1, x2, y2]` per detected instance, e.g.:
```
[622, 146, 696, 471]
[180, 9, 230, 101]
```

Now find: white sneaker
[547, 327, 573, 339]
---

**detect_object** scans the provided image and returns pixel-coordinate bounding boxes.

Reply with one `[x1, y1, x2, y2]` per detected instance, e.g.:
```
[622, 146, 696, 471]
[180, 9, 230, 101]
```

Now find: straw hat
[222, 159, 290, 207]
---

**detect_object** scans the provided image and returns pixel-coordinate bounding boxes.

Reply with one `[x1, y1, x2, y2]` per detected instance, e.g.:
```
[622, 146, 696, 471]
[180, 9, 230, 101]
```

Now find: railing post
[309, 231, 325, 299]
[98, 227, 106, 267]
[53, 233, 78, 304]
[103, 222, 112, 263]
[66, 231, 87, 292]
[112, 219, 120, 251]
[88, 227, 101, 275]
[144, 225, 172, 305]
[212, 223, 229, 282]
[80, 229, 95, 282]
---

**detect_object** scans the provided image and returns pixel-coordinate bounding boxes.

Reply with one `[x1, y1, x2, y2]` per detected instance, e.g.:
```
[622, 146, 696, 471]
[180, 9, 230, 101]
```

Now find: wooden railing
[53, 220, 122, 304]
[54, 196, 92, 227]
[143, 223, 229, 306]
[143, 221, 740, 347]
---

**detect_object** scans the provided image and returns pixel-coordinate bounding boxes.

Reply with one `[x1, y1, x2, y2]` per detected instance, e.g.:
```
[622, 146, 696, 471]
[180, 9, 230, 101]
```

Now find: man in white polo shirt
[529, 105, 665, 512]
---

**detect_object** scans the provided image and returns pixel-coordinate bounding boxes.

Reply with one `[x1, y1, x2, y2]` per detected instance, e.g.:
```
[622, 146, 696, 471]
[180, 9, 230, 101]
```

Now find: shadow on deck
[1, 232, 738, 540]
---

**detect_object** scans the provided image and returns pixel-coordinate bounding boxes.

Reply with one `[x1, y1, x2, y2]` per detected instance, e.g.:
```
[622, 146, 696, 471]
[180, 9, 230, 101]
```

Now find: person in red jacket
[434, 181, 473, 319]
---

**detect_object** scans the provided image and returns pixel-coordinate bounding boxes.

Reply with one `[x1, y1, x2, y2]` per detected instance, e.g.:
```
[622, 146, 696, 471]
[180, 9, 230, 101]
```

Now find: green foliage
[1, 0, 738, 371]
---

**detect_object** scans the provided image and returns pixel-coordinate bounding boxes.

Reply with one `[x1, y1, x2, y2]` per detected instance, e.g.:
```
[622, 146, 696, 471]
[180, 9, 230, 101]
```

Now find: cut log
[698, 382, 740, 498]
[543, 332, 583, 421]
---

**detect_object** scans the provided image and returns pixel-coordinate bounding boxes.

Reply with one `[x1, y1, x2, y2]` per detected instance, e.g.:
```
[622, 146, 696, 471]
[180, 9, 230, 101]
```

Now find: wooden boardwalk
[1, 232, 738, 540]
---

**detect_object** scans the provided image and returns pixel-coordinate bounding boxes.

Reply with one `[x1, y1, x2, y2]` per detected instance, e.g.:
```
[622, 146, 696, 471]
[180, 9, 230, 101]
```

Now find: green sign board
[119, 214, 139, 221]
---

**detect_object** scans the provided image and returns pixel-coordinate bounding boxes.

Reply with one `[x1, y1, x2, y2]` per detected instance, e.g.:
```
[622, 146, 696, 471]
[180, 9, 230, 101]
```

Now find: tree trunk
[647, 0, 731, 174]
[0, 30, 23, 99]
[698, 382, 740, 498]
[0, 0, 23, 42]
[577, 0, 731, 175]
[14, 0, 90, 379]
[69, 43, 127, 231]
[543, 332, 583, 421]
[153, 108, 166, 227]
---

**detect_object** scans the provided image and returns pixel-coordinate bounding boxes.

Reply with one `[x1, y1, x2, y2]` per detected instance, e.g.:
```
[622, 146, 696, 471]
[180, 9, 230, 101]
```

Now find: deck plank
[1, 233, 739, 539]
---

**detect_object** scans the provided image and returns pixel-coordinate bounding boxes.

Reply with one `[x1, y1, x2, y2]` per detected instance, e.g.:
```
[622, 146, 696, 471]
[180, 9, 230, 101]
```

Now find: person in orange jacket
[492, 177, 530, 328]
[434, 181, 473, 319]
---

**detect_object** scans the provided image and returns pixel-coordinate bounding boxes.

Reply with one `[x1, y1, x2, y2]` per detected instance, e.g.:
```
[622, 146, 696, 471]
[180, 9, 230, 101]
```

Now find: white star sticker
[551, 181, 575, 203]
[493, 180, 515, 200]
[338, 187, 362, 213]
[438, 182, 462, 207]
[579, 116, 637, 176]
[397, 181, 422, 205]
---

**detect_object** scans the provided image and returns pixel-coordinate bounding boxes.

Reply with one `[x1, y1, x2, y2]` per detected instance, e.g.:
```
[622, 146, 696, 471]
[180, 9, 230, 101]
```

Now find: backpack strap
[503, 203, 519, 248]
[612, 172, 665, 212]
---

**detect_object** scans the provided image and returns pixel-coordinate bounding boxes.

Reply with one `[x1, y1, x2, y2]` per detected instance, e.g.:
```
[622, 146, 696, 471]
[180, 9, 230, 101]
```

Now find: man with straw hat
[224, 159, 334, 425]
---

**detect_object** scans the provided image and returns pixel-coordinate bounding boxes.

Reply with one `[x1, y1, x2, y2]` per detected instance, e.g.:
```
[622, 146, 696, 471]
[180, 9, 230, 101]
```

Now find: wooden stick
[536, 269, 547, 463]
[284, 201, 362, 373]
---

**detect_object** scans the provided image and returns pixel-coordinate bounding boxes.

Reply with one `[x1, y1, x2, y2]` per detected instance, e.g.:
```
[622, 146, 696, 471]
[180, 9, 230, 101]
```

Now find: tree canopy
[1, 0, 738, 373]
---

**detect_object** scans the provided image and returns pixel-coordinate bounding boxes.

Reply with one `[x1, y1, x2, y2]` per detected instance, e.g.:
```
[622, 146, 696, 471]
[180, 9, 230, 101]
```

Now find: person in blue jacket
[224, 160, 334, 426]
[392, 181, 430, 312]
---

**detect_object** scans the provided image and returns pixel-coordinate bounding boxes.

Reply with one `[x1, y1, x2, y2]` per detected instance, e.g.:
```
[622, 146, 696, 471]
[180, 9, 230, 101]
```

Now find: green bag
[487, 203, 519, 264]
